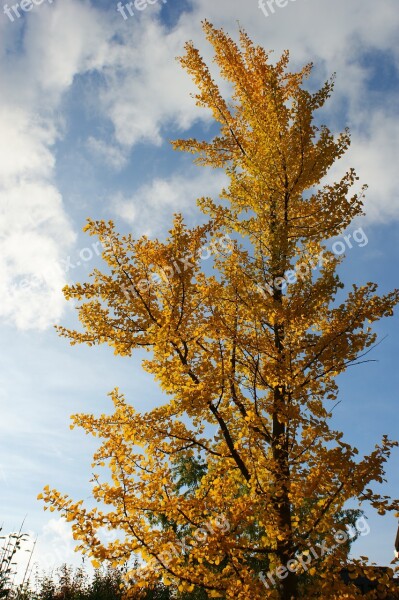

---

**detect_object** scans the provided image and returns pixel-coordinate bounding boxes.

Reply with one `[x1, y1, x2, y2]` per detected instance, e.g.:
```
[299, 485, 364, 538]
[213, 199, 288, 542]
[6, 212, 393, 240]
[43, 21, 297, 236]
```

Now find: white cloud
[98, 19, 202, 147]
[348, 112, 399, 223]
[0, 0, 113, 330]
[88, 0, 399, 223]
[23, 1, 112, 97]
[0, 170, 75, 329]
[322, 110, 399, 224]
[0, 1, 398, 576]
[1, 0, 398, 333]
[112, 169, 228, 236]
[0, 108, 56, 184]
[10, 518, 81, 584]
[86, 136, 129, 170]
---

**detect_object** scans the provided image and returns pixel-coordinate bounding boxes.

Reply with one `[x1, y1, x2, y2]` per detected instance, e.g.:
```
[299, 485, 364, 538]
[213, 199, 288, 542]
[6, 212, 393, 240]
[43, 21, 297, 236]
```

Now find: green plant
[0, 523, 31, 599]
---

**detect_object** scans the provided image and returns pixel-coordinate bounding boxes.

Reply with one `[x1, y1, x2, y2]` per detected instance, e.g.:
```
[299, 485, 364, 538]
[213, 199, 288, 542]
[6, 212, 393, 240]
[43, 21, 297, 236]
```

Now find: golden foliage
[41, 22, 399, 600]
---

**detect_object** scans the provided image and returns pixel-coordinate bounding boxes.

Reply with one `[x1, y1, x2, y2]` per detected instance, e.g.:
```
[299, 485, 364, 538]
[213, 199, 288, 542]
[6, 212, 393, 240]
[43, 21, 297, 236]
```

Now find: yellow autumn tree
[40, 22, 399, 600]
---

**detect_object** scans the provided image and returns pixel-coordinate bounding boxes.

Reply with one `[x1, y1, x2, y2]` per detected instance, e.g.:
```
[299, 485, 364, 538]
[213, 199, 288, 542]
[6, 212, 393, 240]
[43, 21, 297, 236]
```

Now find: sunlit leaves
[40, 21, 399, 600]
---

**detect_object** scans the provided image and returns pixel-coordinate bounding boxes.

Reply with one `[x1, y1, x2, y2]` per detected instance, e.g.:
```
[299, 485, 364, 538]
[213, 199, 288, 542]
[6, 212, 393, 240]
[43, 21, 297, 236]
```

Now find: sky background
[0, 0, 399, 581]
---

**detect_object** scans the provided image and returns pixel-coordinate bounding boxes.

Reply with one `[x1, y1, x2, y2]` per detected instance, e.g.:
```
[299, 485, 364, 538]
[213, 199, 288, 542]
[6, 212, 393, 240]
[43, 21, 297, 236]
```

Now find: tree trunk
[272, 276, 297, 600]
[272, 391, 298, 600]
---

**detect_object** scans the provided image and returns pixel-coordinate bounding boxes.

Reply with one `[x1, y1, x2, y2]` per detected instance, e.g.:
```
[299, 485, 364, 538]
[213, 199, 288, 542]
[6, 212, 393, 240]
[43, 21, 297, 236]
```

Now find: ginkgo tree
[40, 21, 399, 600]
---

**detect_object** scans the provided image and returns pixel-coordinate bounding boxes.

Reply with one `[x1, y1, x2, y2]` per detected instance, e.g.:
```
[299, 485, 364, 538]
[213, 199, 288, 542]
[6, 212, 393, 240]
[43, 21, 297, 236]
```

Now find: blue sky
[0, 0, 398, 579]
